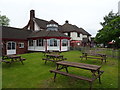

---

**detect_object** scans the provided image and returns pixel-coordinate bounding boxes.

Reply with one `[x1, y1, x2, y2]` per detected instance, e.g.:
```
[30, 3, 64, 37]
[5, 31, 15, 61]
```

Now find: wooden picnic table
[42, 54, 67, 64]
[80, 53, 107, 63]
[50, 61, 104, 89]
[43, 50, 61, 56]
[46, 54, 63, 59]
[1, 55, 26, 65]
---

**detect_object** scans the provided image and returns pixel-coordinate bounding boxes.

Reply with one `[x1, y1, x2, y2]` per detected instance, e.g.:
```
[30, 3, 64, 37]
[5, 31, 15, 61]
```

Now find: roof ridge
[2, 26, 31, 32]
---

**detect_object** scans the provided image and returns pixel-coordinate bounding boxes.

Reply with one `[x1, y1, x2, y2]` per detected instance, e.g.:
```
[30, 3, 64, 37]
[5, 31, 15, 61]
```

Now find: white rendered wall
[70, 32, 82, 40]
[34, 22, 40, 31]
[88, 36, 91, 41]
[82, 35, 87, 38]
[64, 33, 68, 35]
[26, 22, 40, 31]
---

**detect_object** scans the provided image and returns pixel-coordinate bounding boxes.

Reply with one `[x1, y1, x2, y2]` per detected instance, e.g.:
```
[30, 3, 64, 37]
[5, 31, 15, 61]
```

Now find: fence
[70, 47, 120, 59]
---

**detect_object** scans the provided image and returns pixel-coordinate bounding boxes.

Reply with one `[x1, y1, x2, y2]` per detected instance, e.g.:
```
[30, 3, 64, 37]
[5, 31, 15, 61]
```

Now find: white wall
[28, 46, 45, 51]
[26, 21, 40, 31]
[64, 33, 68, 35]
[82, 35, 87, 38]
[34, 22, 40, 31]
[70, 32, 82, 40]
[88, 36, 91, 41]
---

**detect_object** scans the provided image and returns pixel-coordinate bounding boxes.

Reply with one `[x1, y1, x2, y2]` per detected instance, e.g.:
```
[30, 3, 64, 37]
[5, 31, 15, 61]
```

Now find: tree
[0, 13, 10, 26]
[95, 11, 120, 48]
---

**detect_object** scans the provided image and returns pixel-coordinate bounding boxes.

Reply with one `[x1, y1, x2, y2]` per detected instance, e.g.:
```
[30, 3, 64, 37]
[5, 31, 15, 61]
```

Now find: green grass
[2, 51, 118, 88]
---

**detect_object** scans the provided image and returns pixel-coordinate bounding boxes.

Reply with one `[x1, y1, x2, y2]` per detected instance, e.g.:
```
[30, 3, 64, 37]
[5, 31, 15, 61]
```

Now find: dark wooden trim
[2, 38, 27, 41]
[45, 39, 47, 51]
[60, 39, 61, 51]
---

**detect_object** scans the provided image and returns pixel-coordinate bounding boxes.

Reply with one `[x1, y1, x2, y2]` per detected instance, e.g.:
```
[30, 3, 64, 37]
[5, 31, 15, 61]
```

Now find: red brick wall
[16, 41, 28, 54]
[2, 40, 28, 55]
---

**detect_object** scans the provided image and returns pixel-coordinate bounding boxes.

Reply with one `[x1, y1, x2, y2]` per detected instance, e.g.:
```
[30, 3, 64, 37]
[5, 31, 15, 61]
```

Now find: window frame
[36, 39, 44, 46]
[29, 39, 33, 46]
[7, 41, 16, 50]
[49, 38, 58, 47]
[19, 42, 24, 48]
[68, 32, 70, 37]
[77, 33, 80, 37]
[62, 39, 68, 46]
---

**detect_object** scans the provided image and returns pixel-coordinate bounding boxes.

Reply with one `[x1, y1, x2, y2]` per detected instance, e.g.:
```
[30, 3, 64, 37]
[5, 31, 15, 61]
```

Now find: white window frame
[29, 39, 33, 46]
[49, 38, 58, 47]
[62, 39, 68, 46]
[36, 39, 44, 46]
[19, 43, 24, 48]
[7, 41, 16, 50]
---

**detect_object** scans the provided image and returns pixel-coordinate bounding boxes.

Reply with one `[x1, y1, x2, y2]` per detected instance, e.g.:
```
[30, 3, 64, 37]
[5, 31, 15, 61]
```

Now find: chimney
[30, 10, 35, 31]
[65, 20, 69, 24]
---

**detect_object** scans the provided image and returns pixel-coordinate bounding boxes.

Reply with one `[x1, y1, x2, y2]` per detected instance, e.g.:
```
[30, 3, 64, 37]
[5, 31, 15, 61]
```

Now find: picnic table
[50, 61, 104, 89]
[1, 55, 26, 65]
[42, 54, 67, 64]
[80, 53, 107, 63]
[42, 50, 61, 56]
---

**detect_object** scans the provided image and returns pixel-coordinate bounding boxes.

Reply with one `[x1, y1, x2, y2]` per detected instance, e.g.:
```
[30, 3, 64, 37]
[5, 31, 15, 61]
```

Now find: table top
[7, 55, 21, 58]
[83, 53, 106, 57]
[56, 61, 101, 71]
[46, 54, 63, 57]
[43, 50, 61, 53]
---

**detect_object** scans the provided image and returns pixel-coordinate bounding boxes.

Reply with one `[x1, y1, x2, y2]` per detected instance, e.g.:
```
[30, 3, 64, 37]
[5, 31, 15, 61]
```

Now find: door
[7, 41, 16, 55]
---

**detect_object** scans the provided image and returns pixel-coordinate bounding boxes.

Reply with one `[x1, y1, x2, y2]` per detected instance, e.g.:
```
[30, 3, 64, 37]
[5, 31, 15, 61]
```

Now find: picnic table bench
[1, 55, 26, 66]
[80, 53, 107, 63]
[42, 54, 67, 64]
[50, 61, 104, 89]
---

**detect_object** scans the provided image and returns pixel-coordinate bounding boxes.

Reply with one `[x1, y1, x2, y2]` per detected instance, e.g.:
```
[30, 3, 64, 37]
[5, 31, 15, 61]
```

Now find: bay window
[62, 39, 68, 46]
[49, 38, 57, 46]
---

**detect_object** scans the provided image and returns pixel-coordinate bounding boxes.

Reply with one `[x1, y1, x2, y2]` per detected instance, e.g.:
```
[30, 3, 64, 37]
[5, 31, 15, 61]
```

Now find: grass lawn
[2, 50, 118, 89]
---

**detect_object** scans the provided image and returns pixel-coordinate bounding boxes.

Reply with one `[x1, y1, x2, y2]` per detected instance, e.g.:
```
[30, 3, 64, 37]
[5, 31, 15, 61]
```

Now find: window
[77, 33, 80, 37]
[47, 24, 58, 31]
[36, 39, 44, 46]
[47, 27, 58, 31]
[49, 39, 57, 46]
[47, 24, 58, 27]
[19, 43, 24, 48]
[29, 40, 33, 46]
[7, 42, 16, 50]
[62, 39, 68, 46]
[68, 32, 70, 37]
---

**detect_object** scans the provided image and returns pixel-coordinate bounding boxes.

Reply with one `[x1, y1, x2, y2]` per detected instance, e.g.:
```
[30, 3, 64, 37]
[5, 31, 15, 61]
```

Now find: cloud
[0, 0, 119, 37]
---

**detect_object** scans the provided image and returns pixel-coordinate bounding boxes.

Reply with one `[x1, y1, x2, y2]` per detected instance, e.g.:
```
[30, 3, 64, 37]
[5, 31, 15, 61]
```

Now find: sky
[0, 0, 120, 37]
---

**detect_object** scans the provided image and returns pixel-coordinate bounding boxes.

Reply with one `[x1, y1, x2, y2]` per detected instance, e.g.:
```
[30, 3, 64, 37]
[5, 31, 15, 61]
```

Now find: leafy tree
[95, 11, 120, 48]
[0, 13, 10, 26]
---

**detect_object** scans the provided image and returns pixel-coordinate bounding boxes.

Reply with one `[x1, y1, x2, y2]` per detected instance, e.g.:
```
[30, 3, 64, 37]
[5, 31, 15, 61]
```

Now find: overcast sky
[0, 0, 120, 37]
